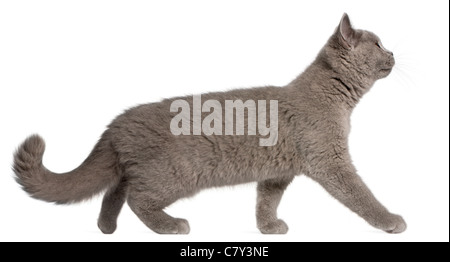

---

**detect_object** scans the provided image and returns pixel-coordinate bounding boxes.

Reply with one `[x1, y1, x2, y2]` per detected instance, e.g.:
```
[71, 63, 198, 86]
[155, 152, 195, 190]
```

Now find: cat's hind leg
[256, 176, 293, 234]
[127, 192, 190, 234]
[97, 179, 128, 234]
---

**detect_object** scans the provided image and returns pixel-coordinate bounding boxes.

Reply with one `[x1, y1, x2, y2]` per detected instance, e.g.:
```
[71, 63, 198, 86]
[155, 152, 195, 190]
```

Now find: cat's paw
[383, 214, 407, 234]
[372, 213, 407, 234]
[98, 219, 117, 234]
[155, 218, 190, 234]
[175, 218, 190, 234]
[258, 219, 289, 234]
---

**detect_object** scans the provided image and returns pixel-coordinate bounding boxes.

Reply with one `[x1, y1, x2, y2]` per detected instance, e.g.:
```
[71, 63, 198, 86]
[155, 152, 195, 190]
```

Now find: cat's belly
[181, 135, 303, 188]
[113, 110, 303, 191]
[200, 163, 298, 188]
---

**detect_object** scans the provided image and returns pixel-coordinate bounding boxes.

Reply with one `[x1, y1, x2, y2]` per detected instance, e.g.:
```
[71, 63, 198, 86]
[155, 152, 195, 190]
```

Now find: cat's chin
[378, 68, 393, 78]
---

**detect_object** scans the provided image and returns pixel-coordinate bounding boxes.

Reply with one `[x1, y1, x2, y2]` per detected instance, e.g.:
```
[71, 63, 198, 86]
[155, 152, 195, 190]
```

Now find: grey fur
[13, 13, 406, 234]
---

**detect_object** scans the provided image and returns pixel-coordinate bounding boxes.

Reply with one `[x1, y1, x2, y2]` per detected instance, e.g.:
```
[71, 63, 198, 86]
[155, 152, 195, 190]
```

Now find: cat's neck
[288, 59, 375, 108]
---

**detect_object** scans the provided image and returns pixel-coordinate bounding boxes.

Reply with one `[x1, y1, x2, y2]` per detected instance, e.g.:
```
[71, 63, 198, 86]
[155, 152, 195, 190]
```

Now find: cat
[13, 13, 406, 234]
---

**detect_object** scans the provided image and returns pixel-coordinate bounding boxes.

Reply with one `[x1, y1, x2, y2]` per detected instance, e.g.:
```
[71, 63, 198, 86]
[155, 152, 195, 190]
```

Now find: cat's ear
[338, 13, 358, 49]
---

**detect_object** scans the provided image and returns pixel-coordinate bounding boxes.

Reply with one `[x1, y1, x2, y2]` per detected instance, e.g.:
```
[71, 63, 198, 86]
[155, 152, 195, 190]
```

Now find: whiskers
[392, 62, 417, 89]
[390, 40, 421, 89]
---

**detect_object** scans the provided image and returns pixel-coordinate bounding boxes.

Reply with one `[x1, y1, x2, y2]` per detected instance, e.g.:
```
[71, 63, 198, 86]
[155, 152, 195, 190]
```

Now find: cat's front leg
[309, 160, 406, 233]
[256, 177, 293, 234]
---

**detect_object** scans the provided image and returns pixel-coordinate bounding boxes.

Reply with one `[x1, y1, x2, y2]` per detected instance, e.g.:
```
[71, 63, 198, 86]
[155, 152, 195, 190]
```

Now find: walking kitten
[13, 14, 406, 234]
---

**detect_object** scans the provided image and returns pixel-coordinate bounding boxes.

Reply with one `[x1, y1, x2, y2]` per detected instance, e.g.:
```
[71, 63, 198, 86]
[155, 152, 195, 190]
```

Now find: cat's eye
[376, 42, 382, 49]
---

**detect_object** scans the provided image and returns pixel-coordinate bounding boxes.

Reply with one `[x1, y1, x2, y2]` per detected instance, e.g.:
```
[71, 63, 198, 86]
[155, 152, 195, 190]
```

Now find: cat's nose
[389, 51, 394, 57]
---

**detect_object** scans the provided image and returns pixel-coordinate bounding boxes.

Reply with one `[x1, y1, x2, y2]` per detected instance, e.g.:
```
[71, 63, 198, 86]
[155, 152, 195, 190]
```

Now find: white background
[0, 0, 448, 242]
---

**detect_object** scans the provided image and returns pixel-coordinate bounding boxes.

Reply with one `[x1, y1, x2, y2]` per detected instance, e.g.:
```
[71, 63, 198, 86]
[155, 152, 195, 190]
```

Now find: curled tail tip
[13, 134, 46, 195]
[13, 134, 46, 169]
[23, 134, 45, 154]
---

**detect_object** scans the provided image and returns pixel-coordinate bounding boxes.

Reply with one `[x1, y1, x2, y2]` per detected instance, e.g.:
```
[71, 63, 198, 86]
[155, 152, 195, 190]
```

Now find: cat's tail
[13, 134, 121, 204]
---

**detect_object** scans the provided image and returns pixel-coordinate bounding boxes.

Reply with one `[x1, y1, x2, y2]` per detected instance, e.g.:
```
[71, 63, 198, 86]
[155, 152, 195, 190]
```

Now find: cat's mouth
[380, 68, 393, 74]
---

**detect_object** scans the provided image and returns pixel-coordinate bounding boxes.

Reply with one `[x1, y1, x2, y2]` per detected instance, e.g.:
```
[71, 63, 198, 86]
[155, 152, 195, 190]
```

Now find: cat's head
[323, 13, 395, 82]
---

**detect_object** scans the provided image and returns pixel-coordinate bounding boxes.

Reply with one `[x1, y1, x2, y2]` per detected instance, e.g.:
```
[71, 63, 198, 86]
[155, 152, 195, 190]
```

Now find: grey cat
[13, 14, 406, 234]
